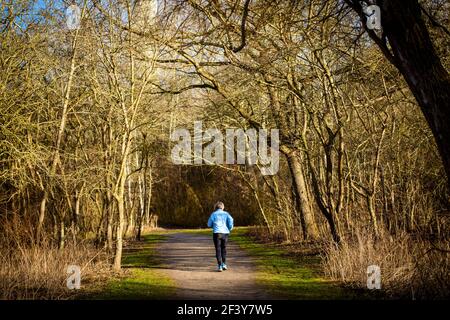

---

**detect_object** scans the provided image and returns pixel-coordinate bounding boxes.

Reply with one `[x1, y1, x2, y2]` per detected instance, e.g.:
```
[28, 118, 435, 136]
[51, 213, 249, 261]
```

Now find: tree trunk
[113, 138, 132, 271]
[106, 195, 114, 252]
[113, 193, 125, 271]
[59, 220, 65, 249]
[136, 153, 145, 240]
[283, 147, 319, 240]
[351, 0, 450, 186]
[37, 192, 47, 242]
[36, 22, 81, 242]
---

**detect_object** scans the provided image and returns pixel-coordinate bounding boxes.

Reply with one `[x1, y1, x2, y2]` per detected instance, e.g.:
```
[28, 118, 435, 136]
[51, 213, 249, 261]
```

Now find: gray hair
[214, 201, 224, 210]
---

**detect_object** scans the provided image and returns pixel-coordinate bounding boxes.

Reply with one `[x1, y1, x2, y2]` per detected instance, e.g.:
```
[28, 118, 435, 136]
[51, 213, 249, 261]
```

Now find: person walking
[207, 201, 234, 272]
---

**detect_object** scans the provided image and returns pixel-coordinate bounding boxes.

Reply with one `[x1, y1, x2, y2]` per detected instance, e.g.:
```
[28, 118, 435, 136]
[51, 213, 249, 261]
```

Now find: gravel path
[157, 232, 271, 300]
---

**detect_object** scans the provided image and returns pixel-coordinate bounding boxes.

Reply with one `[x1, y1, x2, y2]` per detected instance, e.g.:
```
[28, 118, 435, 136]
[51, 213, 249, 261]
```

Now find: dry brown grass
[322, 229, 450, 299]
[0, 217, 111, 300]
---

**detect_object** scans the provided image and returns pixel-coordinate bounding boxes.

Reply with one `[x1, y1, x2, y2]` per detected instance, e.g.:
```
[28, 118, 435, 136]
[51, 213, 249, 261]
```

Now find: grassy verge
[230, 227, 357, 299]
[84, 227, 364, 300]
[86, 233, 176, 299]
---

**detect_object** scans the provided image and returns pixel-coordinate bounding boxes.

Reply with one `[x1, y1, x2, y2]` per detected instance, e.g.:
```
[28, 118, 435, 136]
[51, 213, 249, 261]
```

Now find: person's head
[214, 201, 224, 211]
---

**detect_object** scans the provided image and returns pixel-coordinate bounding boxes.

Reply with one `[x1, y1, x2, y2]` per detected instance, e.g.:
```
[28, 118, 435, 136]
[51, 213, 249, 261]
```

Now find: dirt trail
[157, 232, 271, 300]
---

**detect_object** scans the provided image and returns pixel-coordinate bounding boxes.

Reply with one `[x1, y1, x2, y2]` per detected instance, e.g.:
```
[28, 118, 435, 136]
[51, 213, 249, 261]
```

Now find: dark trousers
[213, 233, 228, 266]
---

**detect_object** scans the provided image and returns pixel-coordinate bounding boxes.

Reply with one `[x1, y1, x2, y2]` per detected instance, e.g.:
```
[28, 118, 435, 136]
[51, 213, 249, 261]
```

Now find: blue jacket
[207, 209, 234, 234]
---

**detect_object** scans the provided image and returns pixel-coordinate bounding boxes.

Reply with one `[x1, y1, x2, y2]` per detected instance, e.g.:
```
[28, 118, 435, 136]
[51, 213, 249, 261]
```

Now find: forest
[0, 0, 449, 300]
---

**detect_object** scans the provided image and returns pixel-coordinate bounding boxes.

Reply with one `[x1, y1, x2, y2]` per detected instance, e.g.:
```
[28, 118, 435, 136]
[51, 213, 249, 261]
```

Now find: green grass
[91, 233, 176, 299]
[230, 227, 356, 299]
[85, 227, 360, 300]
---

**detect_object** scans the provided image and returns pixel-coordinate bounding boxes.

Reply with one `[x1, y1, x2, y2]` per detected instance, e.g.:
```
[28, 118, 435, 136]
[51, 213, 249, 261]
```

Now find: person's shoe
[218, 265, 223, 272]
[222, 263, 228, 270]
